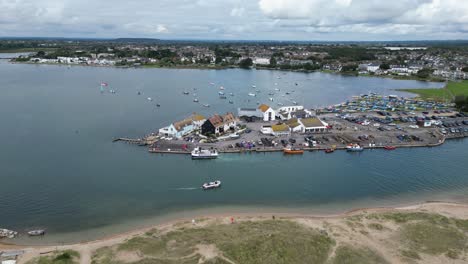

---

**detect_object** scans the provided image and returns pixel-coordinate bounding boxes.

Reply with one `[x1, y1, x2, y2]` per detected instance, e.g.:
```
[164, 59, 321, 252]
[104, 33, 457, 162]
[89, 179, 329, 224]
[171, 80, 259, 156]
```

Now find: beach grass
[25, 250, 80, 264]
[332, 245, 389, 264]
[399, 80, 468, 101]
[86, 210, 468, 263]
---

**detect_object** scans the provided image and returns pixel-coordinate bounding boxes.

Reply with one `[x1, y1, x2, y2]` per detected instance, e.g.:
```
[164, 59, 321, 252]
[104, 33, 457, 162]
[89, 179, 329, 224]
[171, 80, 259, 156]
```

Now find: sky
[1, 0, 468, 41]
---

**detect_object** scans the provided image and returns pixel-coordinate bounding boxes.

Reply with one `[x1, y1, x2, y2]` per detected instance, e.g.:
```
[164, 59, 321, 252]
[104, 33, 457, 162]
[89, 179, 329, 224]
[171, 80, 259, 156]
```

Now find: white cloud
[230, 7, 245, 17]
[156, 24, 169, 33]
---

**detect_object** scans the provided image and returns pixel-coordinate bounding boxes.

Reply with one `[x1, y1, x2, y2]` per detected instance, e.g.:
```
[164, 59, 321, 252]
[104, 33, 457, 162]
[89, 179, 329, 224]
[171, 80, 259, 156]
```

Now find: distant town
[2, 38, 468, 81]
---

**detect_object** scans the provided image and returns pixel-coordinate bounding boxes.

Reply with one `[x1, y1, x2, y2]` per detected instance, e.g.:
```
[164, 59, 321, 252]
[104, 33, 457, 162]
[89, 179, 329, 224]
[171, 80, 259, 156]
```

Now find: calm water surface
[1, 55, 467, 244]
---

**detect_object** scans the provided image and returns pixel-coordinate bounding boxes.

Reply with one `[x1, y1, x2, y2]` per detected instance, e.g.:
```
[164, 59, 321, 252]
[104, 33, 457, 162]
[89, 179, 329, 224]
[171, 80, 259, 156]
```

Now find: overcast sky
[1, 0, 468, 41]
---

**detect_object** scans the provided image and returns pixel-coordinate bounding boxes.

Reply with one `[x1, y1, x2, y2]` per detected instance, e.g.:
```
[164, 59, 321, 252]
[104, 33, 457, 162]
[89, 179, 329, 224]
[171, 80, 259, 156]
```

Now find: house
[253, 57, 270, 65]
[359, 63, 380, 73]
[158, 113, 206, 138]
[201, 113, 237, 136]
[286, 118, 303, 133]
[299, 117, 328, 133]
[271, 124, 291, 136]
[258, 104, 276, 121]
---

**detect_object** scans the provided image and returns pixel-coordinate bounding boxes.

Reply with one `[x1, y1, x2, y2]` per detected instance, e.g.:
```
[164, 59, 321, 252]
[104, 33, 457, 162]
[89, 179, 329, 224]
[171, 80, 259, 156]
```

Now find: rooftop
[271, 123, 290, 132]
[300, 117, 325, 128]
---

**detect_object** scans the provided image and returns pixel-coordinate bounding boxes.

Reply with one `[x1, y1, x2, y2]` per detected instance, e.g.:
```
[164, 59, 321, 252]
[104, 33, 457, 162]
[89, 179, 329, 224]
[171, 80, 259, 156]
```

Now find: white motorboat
[28, 229, 46, 236]
[0, 228, 18, 239]
[248, 93, 256, 97]
[191, 147, 218, 159]
[202, 180, 221, 190]
[193, 98, 199, 102]
[203, 104, 210, 107]
[346, 144, 364, 152]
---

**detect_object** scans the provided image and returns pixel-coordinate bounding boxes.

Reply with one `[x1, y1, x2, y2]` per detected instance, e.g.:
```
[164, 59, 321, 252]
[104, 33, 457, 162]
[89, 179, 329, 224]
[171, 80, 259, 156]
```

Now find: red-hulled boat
[324, 148, 334, 153]
[384, 146, 396, 150]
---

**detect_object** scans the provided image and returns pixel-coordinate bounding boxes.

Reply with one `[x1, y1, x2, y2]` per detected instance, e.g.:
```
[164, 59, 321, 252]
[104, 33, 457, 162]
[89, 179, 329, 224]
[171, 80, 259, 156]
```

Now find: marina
[1, 57, 467, 245]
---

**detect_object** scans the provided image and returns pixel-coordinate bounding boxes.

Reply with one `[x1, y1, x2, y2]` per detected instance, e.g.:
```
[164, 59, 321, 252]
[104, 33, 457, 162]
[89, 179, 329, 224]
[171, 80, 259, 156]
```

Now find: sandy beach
[3, 201, 468, 264]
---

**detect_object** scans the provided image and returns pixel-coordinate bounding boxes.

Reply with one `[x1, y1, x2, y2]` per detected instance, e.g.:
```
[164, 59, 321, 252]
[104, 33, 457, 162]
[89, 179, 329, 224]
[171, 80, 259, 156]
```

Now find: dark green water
[1, 55, 467, 244]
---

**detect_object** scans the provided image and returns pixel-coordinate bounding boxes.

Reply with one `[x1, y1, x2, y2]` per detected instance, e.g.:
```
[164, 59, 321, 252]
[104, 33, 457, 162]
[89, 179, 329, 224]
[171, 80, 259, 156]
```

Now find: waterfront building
[277, 105, 311, 120]
[258, 104, 276, 121]
[201, 113, 237, 136]
[158, 113, 206, 138]
[271, 124, 291, 136]
[286, 118, 303, 133]
[299, 117, 329, 133]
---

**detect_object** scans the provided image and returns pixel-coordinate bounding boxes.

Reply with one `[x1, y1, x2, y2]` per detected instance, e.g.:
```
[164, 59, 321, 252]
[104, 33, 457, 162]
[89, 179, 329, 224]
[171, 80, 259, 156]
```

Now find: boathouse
[299, 117, 328, 133]
[258, 104, 276, 121]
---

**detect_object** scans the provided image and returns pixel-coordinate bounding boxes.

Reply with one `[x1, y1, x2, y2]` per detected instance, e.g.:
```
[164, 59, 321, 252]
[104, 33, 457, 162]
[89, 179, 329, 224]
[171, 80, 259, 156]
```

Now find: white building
[253, 57, 270, 65]
[258, 104, 276, 121]
[299, 117, 329, 133]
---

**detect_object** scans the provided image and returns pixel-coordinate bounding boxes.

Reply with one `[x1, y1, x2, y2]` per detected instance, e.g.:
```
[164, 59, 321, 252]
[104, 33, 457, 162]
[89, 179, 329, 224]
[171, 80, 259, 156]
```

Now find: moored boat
[384, 146, 396, 150]
[28, 229, 46, 236]
[202, 180, 221, 190]
[191, 147, 218, 159]
[346, 143, 364, 152]
[283, 146, 304, 154]
[324, 148, 334, 153]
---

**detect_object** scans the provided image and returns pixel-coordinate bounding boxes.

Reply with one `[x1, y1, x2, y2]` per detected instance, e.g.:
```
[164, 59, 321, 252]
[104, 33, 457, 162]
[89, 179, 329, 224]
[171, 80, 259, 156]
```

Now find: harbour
[0, 56, 467, 245]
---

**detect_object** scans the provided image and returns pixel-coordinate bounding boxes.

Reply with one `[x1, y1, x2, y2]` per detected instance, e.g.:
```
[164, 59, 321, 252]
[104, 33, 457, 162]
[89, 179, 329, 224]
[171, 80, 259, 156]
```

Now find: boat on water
[0, 228, 18, 239]
[147, 97, 152, 101]
[324, 148, 335, 153]
[156, 103, 161, 107]
[28, 229, 46, 236]
[384, 146, 396, 150]
[274, 88, 280, 91]
[248, 93, 256, 97]
[219, 86, 224, 90]
[193, 98, 199, 102]
[277, 103, 284, 106]
[183, 91, 190, 95]
[218, 91, 225, 95]
[283, 146, 304, 154]
[252, 85, 256, 88]
[229, 92, 234, 96]
[269, 97, 274, 101]
[191, 147, 218, 159]
[203, 104, 210, 107]
[202, 180, 221, 190]
[346, 143, 364, 152]
[229, 100, 234, 104]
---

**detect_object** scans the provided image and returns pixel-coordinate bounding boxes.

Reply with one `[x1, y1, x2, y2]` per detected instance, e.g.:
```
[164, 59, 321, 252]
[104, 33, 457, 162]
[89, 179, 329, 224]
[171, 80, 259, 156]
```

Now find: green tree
[380, 63, 390, 70]
[462, 67, 468, 73]
[239, 58, 253, 69]
[416, 68, 433, 79]
[269, 57, 277, 67]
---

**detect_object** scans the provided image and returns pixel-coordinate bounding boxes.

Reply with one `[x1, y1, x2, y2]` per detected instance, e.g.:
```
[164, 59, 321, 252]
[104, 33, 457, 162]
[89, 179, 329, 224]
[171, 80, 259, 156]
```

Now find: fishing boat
[147, 97, 153, 101]
[346, 144, 364, 152]
[274, 88, 280, 91]
[183, 91, 190, 95]
[252, 85, 256, 88]
[202, 180, 221, 190]
[248, 93, 256, 97]
[193, 98, 199, 102]
[27, 229, 46, 236]
[283, 146, 304, 154]
[191, 147, 218, 159]
[384, 146, 396, 150]
[324, 148, 335, 153]
[156, 103, 161, 107]
[219, 86, 224, 90]
[203, 104, 210, 107]
[218, 91, 225, 95]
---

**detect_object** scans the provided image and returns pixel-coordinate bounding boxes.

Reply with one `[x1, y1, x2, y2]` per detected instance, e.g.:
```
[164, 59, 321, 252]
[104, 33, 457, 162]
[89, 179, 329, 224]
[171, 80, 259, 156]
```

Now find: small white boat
[202, 180, 221, 190]
[248, 93, 256, 97]
[183, 91, 190, 95]
[346, 144, 364, 152]
[252, 85, 256, 88]
[219, 86, 224, 90]
[203, 104, 210, 107]
[229, 92, 234, 96]
[277, 103, 284, 106]
[0, 228, 18, 239]
[193, 98, 199, 102]
[269, 97, 274, 101]
[274, 88, 280, 91]
[292, 101, 298, 105]
[218, 91, 225, 95]
[147, 97, 152, 101]
[28, 229, 46, 236]
[229, 100, 234, 104]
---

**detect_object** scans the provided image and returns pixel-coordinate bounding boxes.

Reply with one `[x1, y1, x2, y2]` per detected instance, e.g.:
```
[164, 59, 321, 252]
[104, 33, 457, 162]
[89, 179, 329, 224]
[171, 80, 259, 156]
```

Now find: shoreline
[2, 201, 467, 250]
[5, 60, 447, 82]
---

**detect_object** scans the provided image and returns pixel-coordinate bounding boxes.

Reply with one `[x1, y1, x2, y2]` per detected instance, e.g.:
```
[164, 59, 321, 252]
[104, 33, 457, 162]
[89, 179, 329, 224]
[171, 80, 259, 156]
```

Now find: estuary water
[1, 55, 467, 244]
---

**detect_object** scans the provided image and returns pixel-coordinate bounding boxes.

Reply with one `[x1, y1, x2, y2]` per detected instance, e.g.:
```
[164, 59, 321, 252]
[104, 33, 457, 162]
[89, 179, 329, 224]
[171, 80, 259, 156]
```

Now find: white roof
[2, 260, 17, 264]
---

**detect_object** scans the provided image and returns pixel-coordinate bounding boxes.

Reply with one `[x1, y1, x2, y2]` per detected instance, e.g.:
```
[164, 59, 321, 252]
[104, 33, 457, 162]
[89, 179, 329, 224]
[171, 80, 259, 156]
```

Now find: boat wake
[172, 187, 199, 190]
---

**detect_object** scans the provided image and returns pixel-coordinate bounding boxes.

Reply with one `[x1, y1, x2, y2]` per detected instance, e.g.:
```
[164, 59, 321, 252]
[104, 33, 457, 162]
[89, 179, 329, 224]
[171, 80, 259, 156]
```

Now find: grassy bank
[399, 80, 468, 101]
[20, 206, 468, 264]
